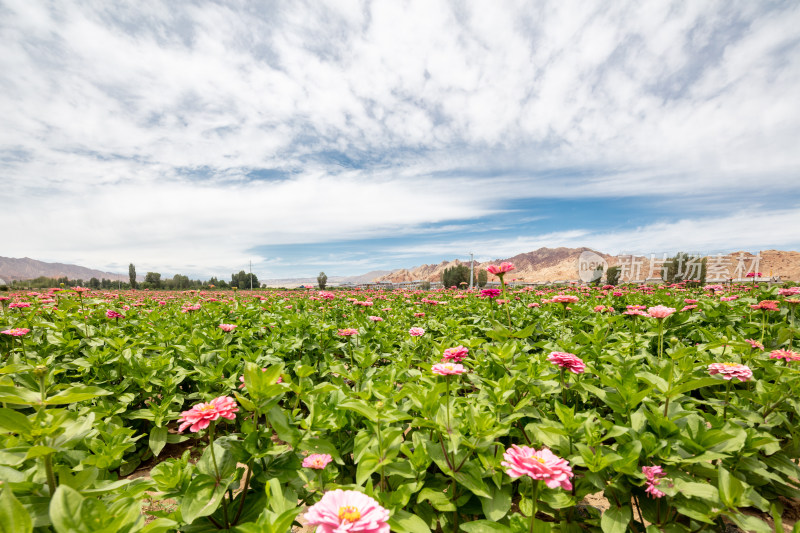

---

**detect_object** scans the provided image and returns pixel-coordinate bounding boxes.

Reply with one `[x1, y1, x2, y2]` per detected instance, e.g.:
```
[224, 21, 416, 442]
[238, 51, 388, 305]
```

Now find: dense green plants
[1, 279, 800, 532]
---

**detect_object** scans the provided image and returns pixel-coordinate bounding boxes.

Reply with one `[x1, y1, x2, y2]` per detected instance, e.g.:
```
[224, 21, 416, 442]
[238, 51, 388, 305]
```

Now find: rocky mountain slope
[376, 248, 800, 283]
[0, 257, 129, 283]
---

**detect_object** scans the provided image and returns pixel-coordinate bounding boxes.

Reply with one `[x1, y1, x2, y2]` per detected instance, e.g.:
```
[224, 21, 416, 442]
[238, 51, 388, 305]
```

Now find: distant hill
[0, 256, 130, 283]
[260, 270, 394, 288]
[377, 247, 800, 283]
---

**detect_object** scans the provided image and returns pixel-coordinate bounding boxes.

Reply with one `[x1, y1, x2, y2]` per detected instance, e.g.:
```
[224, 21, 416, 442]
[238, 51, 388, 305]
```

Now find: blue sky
[1, 1, 799, 279]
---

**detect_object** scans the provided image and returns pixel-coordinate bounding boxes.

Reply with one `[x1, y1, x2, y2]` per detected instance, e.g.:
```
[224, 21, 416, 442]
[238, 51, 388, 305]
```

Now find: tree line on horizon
[4, 264, 260, 291]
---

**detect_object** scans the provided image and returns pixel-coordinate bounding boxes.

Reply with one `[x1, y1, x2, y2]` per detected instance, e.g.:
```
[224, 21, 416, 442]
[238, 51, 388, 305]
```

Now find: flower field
[2, 274, 800, 533]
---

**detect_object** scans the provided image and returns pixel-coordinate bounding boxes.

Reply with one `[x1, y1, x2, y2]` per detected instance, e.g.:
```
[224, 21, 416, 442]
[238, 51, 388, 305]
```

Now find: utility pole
[469, 252, 474, 290]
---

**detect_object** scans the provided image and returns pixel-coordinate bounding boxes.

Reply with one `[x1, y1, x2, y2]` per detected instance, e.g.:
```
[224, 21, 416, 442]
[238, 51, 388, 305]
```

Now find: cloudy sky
[2, 1, 799, 280]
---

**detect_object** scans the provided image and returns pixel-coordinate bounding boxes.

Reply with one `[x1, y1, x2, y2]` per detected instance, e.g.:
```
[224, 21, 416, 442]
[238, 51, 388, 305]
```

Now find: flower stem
[723, 380, 732, 422]
[500, 277, 512, 329]
[208, 422, 230, 529]
[529, 480, 539, 533]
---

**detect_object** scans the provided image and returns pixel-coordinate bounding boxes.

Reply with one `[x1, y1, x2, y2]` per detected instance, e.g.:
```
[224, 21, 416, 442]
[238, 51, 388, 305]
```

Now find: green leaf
[356, 453, 381, 485]
[49, 485, 84, 533]
[669, 377, 723, 397]
[389, 509, 432, 533]
[600, 505, 631, 533]
[460, 520, 512, 533]
[672, 479, 719, 501]
[0, 408, 32, 435]
[418, 487, 456, 511]
[44, 386, 111, 405]
[180, 474, 227, 524]
[479, 482, 511, 520]
[140, 518, 179, 533]
[718, 467, 744, 509]
[336, 399, 380, 422]
[267, 406, 301, 447]
[149, 426, 168, 457]
[0, 487, 32, 533]
[0, 386, 41, 405]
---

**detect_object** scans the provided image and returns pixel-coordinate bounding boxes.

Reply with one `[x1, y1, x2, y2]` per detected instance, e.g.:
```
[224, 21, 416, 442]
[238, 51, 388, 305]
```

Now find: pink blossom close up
[642, 465, 668, 498]
[408, 327, 425, 337]
[647, 305, 676, 319]
[303, 454, 333, 469]
[442, 346, 469, 362]
[303, 489, 390, 533]
[1, 328, 30, 336]
[177, 396, 239, 433]
[547, 352, 585, 374]
[501, 444, 573, 490]
[486, 262, 515, 275]
[432, 362, 466, 375]
[707, 362, 753, 381]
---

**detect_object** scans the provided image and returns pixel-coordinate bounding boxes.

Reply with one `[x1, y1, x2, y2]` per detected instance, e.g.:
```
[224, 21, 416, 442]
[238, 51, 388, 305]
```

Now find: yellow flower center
[199, 404, 216, 412]
[721, 363, 739, 367]
[338, 506, 361, 522]
[532, 455, 546, 464]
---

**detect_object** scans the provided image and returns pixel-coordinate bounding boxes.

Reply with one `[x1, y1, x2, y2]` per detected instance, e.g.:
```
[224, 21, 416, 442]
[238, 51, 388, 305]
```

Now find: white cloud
[1, 1, 799, 277]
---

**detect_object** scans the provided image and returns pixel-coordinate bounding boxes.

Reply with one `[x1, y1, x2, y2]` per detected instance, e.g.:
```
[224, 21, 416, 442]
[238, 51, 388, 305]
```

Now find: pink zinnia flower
[319, 291, 335, 300]
[409, 327, 425, 337]
[680, 305, 697, 312]
[552, 294, 579, 304]
[647, 305, 676, 319]
[501, 445, 573, 490]
[1, 328, 30, 336]
[480, 288, 501, 299]
[338, 328, 359, 336]
[303, 454, 333, 469]
[9, 302, 31, 308]
[527, 302, 540, 308]
[547, 352, 585, 374]
[432, 362, 466, 375]
[487, 262, 515, 276]
[106, 310, 124, 319]
[769, 349, 800, 362]
[303, 489, 389, 533]
[707, 363, 753, 382]
[642, 465, 668, 498]
[442, 346, 469, 362]
[368, 316, 383, 322]
[413, 312, 425, 318]
[745, 339, 764, 350]
[177, 396, 238, 433]
[219, 324, 237, 332]
[778, 287, 800, 296]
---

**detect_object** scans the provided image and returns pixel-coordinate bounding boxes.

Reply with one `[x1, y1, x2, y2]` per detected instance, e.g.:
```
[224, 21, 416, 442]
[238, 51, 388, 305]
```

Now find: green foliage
[317, 271, 328, 290]
[477, 269, 488, 287]
[441, 264, 472, 288]
[231, 270, 259, 290]
[606, 265, 621, 285]
[144, 272, 162, 289]
[0, 281, 798, 531]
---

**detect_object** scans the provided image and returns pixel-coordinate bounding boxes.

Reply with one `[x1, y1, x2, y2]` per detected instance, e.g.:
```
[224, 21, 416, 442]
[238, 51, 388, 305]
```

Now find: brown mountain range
[0, 257, 130, 283]
[376, 248, 800, 283]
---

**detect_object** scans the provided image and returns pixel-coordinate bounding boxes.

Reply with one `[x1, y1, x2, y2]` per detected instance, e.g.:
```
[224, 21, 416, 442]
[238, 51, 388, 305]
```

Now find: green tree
[232, 271, 259, 290]
[144, 272, 162, 289]
[441, 264, 471, 288]
[129, 263, 137, 289]
[317, 272, 328, 290]
[606, 265, 621, 286]
[477, 269, 488, 287]
[89, 277, 100, 289]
